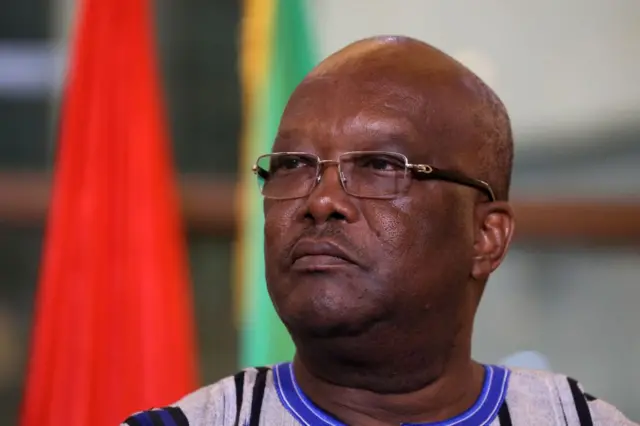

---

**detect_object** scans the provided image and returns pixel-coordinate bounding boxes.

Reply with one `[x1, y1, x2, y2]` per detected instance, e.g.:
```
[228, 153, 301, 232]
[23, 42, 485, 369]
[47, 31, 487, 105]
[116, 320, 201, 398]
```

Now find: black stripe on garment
[248, 367, 270, 426]
[165, 406, 190, 426]
[123, 415, 143, 426]
[233, 370, 246, 426]
[148, 410, 168, 426]
[497, 401, 513, 426]
[567, 377, 594, 426]
[124, 408, 188, 426]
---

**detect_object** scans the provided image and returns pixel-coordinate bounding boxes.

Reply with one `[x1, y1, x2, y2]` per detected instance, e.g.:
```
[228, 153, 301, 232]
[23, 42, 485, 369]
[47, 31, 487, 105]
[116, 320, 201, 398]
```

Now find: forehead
[274, 75, 473, 162]
[278, 105, 420, 155]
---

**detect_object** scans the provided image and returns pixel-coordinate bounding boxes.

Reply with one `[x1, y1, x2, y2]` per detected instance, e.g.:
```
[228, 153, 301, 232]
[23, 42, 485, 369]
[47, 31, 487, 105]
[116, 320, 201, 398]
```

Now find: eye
[270, 154, 315, 174]
[356, 154, 406, 172]
[279, 156, 303, 170]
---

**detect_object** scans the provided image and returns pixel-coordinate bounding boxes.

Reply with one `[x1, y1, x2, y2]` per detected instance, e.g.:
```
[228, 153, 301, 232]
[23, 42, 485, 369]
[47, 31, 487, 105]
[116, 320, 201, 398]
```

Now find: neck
[292, 354, 484, 425]
[291, 326, 483, 425]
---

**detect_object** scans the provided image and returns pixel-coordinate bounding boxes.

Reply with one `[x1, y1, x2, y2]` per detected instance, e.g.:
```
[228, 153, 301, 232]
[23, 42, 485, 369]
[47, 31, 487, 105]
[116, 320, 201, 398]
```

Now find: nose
[300, 162, 359, 225]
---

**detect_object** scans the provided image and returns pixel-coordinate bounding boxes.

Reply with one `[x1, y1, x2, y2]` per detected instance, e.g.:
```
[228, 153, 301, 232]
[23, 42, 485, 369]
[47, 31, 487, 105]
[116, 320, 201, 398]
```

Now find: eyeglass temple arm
[409, 164, 496, 201]
[252, 164, 270, 181]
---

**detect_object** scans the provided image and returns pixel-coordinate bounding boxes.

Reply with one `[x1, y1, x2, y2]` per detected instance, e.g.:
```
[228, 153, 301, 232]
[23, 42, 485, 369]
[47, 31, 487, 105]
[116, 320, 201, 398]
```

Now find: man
[123, 36, 636, 425]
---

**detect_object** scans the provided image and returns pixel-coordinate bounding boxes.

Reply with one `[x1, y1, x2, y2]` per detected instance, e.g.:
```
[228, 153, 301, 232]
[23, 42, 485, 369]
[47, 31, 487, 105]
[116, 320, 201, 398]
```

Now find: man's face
[263, 75, 481, 339]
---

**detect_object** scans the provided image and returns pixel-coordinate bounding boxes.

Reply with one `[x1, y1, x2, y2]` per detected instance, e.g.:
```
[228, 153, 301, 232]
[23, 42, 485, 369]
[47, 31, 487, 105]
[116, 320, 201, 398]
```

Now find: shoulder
[121, 366, 273, 426]
[505, 367, 637, 425]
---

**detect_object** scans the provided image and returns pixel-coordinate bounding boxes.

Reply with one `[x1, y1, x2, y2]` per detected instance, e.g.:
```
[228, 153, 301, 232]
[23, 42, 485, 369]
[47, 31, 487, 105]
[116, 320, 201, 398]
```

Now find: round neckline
[273, 362, 510, 426]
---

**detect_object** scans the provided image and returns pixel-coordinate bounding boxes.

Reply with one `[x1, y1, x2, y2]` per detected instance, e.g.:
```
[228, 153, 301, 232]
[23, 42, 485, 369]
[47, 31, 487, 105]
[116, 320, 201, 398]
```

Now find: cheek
[357, 199, 421, 282]
[366, 197, 431, 253]
[365, 195, 472, 268]
[264, 201, 297, 237]
[263, 200, 303, 265]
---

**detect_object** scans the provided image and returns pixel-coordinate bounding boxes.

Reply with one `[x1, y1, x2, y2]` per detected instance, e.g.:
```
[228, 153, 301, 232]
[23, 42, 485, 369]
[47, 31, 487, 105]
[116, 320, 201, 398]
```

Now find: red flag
[19, 0, 198, 424]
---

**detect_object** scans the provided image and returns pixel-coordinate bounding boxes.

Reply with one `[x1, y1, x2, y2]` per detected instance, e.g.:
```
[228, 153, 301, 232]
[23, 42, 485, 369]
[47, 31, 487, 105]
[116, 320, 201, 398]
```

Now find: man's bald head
[297, 36, 513, 200]
[264, 36, 516, 392]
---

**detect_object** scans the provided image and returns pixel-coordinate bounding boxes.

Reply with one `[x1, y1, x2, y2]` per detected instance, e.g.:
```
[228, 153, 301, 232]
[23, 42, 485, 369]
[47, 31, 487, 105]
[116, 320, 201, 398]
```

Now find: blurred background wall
[0, 0, 638, 423]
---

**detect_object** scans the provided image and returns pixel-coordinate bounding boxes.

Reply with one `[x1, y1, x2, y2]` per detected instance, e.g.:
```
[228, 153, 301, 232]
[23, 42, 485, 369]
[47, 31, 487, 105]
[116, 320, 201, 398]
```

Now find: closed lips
[291, 240, 357, 265]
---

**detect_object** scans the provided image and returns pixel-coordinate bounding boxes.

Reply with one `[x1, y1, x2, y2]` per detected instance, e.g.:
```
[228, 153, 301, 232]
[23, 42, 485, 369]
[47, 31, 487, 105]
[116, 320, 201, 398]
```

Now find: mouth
[291, 240, 359, 272]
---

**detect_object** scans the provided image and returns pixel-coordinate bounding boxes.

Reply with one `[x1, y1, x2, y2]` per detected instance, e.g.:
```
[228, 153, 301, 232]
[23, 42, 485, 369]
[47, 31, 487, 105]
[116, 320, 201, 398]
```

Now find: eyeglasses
[252, 151, 496, 201]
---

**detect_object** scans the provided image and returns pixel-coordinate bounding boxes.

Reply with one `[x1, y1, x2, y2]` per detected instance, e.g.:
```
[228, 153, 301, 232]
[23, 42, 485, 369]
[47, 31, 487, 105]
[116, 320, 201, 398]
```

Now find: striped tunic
[122, 363, 637, 425]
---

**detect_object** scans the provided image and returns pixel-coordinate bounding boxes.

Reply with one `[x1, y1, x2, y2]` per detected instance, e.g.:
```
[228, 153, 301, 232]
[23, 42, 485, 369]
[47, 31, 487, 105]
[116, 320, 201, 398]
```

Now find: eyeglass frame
[252, 150, 496, 202]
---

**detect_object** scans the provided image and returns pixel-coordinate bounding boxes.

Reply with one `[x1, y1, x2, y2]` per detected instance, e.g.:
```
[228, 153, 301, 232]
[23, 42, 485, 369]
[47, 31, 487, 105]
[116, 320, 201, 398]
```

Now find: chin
[288, 311, 380, 338]
[278, 281, 386, 338]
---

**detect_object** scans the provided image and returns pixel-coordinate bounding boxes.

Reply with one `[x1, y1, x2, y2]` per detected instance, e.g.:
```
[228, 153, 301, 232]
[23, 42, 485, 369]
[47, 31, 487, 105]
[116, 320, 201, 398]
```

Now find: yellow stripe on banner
[233, 0, 276, 326]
